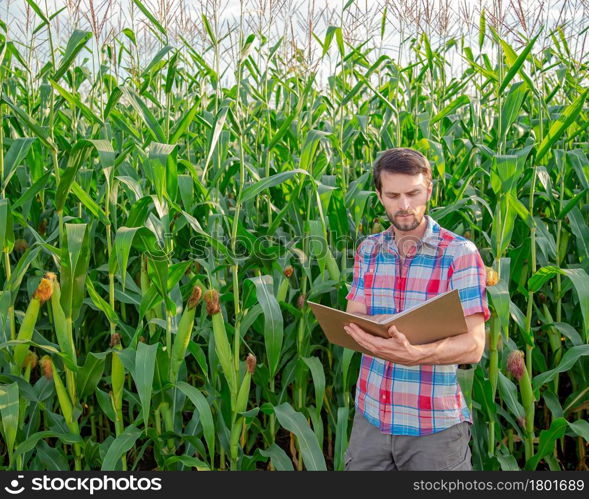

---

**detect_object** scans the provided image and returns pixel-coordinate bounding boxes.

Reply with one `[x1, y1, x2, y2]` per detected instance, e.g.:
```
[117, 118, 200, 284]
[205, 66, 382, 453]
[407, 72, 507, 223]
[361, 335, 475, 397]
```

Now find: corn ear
[50, 277, 77, 369]
[276, 277, 290, 303]
[210, 304, 237, 398]
[52, 360, 76, 428]
[14, 275, 54, 368]
[325, 248, 340, 282]
[235, 353, 256, 415]
[235, 371, 252, 415]
[13, 298, 41, 368]
[170, 285, 202, 382]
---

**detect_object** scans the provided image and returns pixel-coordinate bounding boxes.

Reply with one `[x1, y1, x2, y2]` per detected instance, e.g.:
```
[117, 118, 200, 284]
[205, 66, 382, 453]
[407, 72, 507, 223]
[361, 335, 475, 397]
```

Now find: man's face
[376, 172, 432, 232]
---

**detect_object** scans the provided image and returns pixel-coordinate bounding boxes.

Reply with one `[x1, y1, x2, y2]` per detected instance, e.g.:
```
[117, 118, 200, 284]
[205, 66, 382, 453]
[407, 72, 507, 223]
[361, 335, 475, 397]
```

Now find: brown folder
[308, 289, 468, 358]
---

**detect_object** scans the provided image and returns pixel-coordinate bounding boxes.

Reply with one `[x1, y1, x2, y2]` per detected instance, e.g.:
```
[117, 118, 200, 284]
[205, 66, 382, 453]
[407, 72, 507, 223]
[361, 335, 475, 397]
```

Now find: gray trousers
[345, 411, 473, 471]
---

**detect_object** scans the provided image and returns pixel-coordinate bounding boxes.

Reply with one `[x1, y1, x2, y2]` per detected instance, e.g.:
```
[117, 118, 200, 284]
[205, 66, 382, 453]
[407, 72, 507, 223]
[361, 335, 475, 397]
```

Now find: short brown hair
[373, 148, 432, 192]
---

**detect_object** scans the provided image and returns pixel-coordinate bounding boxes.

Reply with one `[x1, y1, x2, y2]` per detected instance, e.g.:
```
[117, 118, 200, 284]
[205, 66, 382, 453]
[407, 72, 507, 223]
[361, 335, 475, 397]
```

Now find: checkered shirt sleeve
[345, 239, 367, 303]
[449, 241, 491, 321]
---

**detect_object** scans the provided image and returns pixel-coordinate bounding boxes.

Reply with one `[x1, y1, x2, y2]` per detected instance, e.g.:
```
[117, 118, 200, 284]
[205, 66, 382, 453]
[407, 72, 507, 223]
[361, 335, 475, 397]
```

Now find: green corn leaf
[567, 419, 589, 442]
[431, 95, 470, 124]
[53, 30, 92, 82]
[457, 367, 475, 410]
[131, 0, 166, 38]
[525, 417, 567, 470]
[163, 455, 210, 470]
[240, 169, 309, 203]
[528, 266, 589, 340]
[104, 86, 123, 119]
[123, 87, 166, 142]
[0, 199, 14, 253]
[556, 188, 589, 220]
[85, 277, 119, 326]
[333, 406, 349, 471]
[177, 382, 215, 464]
[201, 14, 217, 44]
[24, 0, 50, 25]
[75, 352, 106, 399]
[535, 88, 589, 163]
[49, 79, 103, 125]
[497, 371, 525, 420]
[169, 102, 200, 143]
[12, 431, 82, 461]
[70, 182, 109, 225]
[56, 140, 105, 212]
[112, 227, 147, 287]
[36, 440, 69, 470]
[302, 356, 325, 412]
[164, 51, 178, 94]
[273, 402, 327, 470]
[473, 365, 497, 419]
[146, 257, 175, 314]
[259, 443, 294, 471]
[1, 96, 56, 151]
[0, 382, 19, 460]
[568, 207, 589, 263]
[246, 276, 283, 378]
[533, 345, 589, 390]
[499, 82, 528, 140]
[7, 246, 41, 298]
[11, 171, 51, 209]
[148, 142, 177, 203]
[479, 9, 486, 49]
[95, 387, 116, 423]
[202, 105, 228, 179]
[300, 130, 329, 173]
[498, 32, 540, 94]
[2, 137, 35, 190]
[133, 342, 158, 432]
[142, 45, 174, 76]
[60, 224, 91, 321]
[101, 425, 142, 470]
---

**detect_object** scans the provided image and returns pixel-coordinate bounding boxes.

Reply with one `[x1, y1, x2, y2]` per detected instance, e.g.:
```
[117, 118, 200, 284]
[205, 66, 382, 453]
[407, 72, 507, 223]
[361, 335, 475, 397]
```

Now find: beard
[387, 211, 423, 231]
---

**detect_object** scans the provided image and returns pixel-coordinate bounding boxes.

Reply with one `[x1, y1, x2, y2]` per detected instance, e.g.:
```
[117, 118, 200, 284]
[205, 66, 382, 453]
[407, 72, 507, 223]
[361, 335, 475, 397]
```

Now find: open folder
[308, 289, 468, 357]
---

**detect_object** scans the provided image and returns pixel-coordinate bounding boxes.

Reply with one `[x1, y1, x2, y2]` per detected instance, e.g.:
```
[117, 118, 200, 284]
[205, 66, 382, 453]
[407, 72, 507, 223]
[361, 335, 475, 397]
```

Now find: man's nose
[399, 196, 411, 210]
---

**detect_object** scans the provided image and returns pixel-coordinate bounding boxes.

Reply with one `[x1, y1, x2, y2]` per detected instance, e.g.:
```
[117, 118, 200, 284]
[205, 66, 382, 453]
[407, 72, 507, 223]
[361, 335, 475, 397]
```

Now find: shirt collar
[381, 215, 442, 254]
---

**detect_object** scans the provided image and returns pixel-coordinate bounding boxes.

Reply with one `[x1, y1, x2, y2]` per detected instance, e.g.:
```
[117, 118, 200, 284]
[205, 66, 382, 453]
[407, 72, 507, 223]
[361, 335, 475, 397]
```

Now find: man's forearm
[415, 331, 481, 365]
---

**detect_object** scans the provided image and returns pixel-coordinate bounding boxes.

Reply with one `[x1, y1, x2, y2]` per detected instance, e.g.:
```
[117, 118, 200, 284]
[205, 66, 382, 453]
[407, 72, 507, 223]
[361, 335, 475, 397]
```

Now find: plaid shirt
[345, 215, 490, 436]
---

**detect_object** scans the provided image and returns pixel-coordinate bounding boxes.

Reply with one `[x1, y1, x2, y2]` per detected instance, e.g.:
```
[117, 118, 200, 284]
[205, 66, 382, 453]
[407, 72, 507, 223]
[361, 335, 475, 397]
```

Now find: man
[343, 148, 490, 471]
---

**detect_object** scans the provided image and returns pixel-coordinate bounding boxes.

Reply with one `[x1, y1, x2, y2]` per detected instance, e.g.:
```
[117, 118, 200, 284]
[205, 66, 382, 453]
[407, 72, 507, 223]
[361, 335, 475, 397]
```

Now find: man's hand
[343, 312, 486, 366]
[343, 322, 424, 365]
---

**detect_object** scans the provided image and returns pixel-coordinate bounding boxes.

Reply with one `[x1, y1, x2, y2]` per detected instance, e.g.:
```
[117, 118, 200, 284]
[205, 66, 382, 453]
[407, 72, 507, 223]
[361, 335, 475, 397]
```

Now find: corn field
[0, 0, 588, 471]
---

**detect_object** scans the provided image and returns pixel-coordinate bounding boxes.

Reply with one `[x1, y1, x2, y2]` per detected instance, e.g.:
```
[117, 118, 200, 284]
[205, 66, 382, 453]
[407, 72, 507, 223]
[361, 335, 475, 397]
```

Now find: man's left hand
[343, 322, 424, 365]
